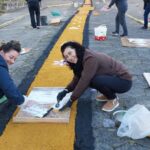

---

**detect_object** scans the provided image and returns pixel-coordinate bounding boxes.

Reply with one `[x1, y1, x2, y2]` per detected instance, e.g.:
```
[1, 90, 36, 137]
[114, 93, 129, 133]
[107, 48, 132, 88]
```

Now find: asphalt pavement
[89, 0, 150, 149]
[0, 0, 150, 149]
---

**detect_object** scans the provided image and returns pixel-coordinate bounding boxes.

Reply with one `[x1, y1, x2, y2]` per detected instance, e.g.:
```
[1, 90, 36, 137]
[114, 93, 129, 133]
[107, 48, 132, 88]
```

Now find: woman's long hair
[61, 41, 85, 77]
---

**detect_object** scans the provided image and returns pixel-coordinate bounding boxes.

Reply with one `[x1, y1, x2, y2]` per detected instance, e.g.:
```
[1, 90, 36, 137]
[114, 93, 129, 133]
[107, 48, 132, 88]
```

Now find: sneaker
[120, 34, 127, 37]
[102, 98, 119, 112]
[96, 94, 108, 102]
[141, 26, 147, 30]
[112, 32, 119, 36]
[36, 26, 40, 29]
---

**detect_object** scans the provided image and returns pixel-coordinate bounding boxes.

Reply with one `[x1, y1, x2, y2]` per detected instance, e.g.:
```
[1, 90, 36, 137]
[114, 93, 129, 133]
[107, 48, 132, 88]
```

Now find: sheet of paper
[13, 88, 71, 123]
[129, 39, 147, 47]
[143, 73, 150, 87]
[53, 59, 66, 66]
[27, 87, 71, 105]
[21, 48, 31, 54]
[22, 104, 48, 118]
[129, 38, 146, 44]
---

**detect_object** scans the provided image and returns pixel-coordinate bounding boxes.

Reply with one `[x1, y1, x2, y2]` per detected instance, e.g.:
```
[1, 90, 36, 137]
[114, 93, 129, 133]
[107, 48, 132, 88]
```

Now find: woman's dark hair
[0, 40, 21, 53]
[61, 41, 85, 77]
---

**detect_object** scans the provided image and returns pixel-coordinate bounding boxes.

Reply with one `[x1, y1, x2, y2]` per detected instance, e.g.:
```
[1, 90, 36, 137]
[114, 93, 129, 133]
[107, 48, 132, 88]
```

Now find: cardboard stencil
[13, 87, 71, 123]
[121, 37, 150, 48]
[143, 73, 150, 87]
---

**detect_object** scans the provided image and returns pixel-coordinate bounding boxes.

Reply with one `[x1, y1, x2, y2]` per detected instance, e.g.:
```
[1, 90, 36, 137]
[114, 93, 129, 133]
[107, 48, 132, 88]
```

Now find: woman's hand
[60, 99, 73, 110]
[101, 5, 110, 12]
[57, 89, 68, 102]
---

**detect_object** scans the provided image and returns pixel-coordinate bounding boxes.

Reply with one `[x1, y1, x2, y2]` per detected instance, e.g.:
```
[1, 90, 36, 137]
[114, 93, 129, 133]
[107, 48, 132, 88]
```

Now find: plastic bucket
[113, 110, 127, 122]
[94, 25, 107, 41]
[40, 16, 48, 26]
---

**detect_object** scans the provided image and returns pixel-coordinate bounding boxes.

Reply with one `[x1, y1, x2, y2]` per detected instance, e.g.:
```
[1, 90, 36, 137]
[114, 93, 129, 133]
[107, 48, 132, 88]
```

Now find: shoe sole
[112, 33, 119, 36]
[102, 101, 119, 112]
[112, 34, 119, 36]
[96, 98, 108, 102]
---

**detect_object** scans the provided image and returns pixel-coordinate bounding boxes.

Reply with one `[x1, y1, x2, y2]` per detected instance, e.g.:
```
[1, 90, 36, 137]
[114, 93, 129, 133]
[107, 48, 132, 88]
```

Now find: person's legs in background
[112, 12, 120, 36]
[28, 5, 36, 28]
[35, 3, 40, 28]
[118, 10, 128, 36]
[143, 4, 150, 29]
[115, 12, 120, 34]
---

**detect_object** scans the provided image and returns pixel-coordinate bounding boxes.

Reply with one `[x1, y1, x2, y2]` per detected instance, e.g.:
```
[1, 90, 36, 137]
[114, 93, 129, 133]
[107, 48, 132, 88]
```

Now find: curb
[0, 14, 27, 29]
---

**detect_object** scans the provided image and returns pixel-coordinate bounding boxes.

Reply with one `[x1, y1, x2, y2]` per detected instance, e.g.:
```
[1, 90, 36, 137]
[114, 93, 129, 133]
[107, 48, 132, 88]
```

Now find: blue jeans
[90, 75, 132, 100]
[144, 3, 150, 28]
[115, 10, 128, 35]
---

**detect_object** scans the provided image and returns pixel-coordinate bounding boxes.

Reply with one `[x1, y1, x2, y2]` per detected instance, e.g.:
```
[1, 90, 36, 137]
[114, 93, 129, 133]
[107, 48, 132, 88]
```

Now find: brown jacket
[66, 50, 132, 101]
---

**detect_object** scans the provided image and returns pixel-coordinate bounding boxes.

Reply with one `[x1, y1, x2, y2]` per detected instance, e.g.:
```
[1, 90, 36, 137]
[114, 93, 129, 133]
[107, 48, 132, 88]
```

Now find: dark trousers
[144, 3, 150, 28]
[115, 9, 128, 35]
[0, 100, 16, 135]
[90, 75, 132, 100]
[28, 2, 40, 28]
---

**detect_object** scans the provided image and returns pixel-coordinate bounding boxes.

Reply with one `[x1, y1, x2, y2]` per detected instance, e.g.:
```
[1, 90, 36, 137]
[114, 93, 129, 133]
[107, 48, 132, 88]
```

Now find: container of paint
[113, 110, 127, 122]
[94, 25, 107, 41]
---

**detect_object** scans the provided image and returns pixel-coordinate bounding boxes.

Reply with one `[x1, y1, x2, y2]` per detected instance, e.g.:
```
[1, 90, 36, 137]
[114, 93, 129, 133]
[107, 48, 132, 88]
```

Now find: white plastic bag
[117, 104, 150, 139]
[94, 25, 107, 41]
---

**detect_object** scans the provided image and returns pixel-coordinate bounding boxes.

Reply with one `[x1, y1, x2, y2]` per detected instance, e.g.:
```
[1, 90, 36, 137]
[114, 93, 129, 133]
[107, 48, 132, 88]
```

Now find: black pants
[144, 3, 150, 28]
[90, 75, 132, 100]
[0, 100, 16, 135]
[28, 2, 40, 28]
[115, 9, 128, 36]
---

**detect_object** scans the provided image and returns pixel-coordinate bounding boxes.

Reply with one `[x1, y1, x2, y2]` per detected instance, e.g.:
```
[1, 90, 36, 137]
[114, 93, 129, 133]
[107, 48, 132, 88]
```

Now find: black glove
[60, 99, 73, 111]
[57, 89, 68, 102]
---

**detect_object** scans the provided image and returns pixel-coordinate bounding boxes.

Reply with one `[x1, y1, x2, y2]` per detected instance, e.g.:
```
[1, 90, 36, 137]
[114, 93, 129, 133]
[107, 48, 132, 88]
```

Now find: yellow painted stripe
[0, 0, 93, 150]
[127, 13, 150, 28]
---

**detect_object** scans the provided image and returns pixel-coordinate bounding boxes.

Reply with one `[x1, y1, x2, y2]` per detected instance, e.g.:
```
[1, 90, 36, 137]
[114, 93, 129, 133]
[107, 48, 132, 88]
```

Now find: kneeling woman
[0, 40, 24, 106]
[57, 41, 132, 112]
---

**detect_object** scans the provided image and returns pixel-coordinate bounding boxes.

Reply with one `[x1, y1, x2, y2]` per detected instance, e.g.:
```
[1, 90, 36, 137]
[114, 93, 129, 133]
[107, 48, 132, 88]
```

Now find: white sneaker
[112, 32, 119, 36]
[102, 98, 119, 112]
[96, 94, 108, 102]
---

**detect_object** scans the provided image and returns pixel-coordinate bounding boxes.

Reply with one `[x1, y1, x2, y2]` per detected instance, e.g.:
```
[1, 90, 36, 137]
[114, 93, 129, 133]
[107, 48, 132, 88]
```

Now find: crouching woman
[57, 41, 132, 112]
[0, 40, 24, 106]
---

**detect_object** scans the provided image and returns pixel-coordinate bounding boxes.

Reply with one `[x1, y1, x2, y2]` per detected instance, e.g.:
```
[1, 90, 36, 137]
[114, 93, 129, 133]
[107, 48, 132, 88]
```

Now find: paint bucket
[40, 16, 48, 26]
[94, 25, 107, 41]
[113, 110, 127, 122]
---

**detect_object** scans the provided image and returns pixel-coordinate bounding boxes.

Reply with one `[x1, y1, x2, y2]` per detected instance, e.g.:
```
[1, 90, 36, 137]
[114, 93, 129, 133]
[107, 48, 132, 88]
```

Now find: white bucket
[94, 25, 107, 41]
